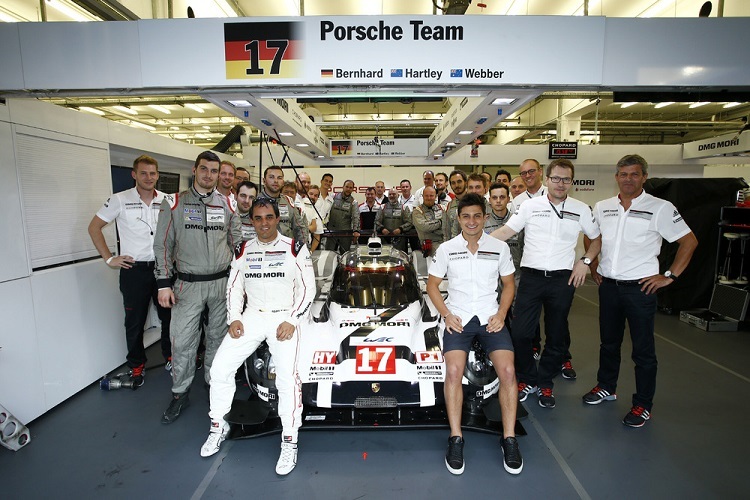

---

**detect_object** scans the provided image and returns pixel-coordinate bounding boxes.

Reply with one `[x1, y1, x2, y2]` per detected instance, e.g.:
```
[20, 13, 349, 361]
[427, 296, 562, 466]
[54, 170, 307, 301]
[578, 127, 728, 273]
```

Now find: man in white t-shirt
[303, 184, 324, 251]
[427, 193, 522, 476]
[88, 154, 170, 386]
[491, 159, 601, 410]
[582, 154, 697, 428]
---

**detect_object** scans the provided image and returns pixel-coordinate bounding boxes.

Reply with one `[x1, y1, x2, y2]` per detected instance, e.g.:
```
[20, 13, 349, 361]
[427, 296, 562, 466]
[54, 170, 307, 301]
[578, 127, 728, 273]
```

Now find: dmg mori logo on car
[339, 320, 410, 327]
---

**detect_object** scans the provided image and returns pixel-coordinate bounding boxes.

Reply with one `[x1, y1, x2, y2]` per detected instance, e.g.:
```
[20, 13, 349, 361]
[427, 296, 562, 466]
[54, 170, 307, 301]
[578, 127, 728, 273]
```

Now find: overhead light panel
[227, 100, 253, 107]
[46, 0, 101, 22]
[129, 121, 156, 131]
[654, 102, 674, 109]
[620, 102, 637, 108]
[296, 143, 310, 147]
[278, 132, 294, 137]
[113, 105, 137, 115]
[724, 102, 742, 108]
[149, 104, 171, 115]
[458, 130, 473, 135]
[688, 102, 710, 108]
[79, 106, 105, 116]
[203, 125, 211, 130]
[169, 126, 180, 130]
[492, 98, 517, 105]
[185, 103, 205, 113]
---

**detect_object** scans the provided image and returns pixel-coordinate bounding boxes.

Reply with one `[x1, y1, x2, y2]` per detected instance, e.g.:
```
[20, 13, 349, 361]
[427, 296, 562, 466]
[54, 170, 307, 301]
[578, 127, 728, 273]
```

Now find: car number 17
[355, 346, 396, 374]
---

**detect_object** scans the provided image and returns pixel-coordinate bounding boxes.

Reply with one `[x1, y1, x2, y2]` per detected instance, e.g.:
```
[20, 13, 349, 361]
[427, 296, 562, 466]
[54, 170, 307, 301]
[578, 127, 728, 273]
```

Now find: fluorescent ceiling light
[458, 130, 473, 135]
[202, 125, 211, 129]
[688, 102, 710, 108]
[169, 126, 180, 130]
[79, 106, 105, 115]
[316, 155, 325, 159]
[724, 102, 742, 108]
[492, 98, 517, 105]
[296, 143, 310, 147]
[113, 105, 137, 115]
[654, 102, 674, 109]
[620, 102, 637, 108]
[446, 142, 456, 146]
[185, 103, 205, 113]
[227, 100, 253, 107]
[278, 132, 294, 137]
[46, 0, 100, 22]
[129, 121, 156, 131]
[149, 104, 171, 114]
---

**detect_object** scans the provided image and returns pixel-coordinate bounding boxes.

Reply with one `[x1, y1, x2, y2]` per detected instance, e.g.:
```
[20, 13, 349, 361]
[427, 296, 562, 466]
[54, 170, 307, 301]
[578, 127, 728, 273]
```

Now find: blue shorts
[442, 316, 514, 354]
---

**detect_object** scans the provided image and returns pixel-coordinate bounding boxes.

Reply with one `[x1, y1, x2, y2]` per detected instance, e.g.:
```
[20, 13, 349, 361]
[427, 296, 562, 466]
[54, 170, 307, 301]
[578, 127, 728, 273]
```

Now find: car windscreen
[329, 265, 422, 308]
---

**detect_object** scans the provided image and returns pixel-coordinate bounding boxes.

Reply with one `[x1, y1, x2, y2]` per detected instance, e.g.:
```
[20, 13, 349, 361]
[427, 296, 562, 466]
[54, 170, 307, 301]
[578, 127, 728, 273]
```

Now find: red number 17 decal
[356, 346, 396, 374]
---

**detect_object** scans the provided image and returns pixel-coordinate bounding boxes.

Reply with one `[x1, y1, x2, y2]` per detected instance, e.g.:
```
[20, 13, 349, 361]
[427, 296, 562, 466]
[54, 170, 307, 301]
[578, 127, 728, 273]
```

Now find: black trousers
[597, 279, 658, 410]
[119, 263, 172, 367]
[511, 269, 575, 389]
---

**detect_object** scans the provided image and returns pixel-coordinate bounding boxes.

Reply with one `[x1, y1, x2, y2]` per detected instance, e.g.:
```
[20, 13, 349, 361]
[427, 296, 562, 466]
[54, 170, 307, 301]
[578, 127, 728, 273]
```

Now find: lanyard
[548, 199, 566, 219]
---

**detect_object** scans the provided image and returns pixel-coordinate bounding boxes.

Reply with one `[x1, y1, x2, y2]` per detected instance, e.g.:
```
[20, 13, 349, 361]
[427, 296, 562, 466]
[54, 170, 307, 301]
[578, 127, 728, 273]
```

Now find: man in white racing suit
[200, 198, 316, 476]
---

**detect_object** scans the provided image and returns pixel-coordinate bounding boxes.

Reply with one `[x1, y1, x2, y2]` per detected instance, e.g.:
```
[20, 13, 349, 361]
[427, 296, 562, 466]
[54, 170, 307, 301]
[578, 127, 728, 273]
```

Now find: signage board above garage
[683, 130, 750, 159]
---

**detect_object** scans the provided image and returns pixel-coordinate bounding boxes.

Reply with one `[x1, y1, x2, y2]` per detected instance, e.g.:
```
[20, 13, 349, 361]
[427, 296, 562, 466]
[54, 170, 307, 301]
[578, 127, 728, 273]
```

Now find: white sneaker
[275, 442, 298, 475]
[200, 421, 229, 457]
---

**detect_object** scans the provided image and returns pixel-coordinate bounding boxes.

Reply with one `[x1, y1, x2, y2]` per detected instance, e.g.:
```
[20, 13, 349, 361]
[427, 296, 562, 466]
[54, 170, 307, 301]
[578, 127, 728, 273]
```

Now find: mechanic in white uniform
[200, 198, 316, 476]
[427, 193, 522, 476]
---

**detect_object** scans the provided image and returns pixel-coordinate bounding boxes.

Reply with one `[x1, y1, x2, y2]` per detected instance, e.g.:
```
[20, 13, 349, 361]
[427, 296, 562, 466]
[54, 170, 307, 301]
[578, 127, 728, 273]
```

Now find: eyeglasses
[548, 176, 573, 185]
[519, 168, 537, 177]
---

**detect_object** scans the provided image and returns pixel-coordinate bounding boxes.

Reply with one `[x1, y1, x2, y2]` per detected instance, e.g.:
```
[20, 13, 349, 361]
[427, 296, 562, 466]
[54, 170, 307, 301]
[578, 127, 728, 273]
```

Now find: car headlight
[464, 340, 495, 387]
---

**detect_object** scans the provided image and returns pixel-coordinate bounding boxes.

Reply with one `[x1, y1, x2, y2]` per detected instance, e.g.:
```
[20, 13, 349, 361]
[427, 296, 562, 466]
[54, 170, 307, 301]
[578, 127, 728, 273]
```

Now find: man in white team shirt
[582, 154, 697, 428]
[88, 154, 170, 387]
[427, 193, 522, 476]
[491, 159, 601, 410]
[512, 159, 546, 208]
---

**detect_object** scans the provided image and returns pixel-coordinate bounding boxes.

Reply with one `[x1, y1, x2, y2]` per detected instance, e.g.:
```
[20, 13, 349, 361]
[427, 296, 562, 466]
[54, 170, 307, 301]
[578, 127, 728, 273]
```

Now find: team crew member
[480, 172, 493, 199]
[325, 179, 360, 253]
[510, 176, 526, 199]
[201, 198, 315, 475]
[154, 151, 242, 424]
[374, 188, 412, 252]
[443, 170, 468, 241]
[445, 174, 491, 240]
[88, 154, 171, 386]
[411, 186, 444, 257]
[491, 159, 601, 409]
[233, 167, 250, 191]
[513, 159, 546, 208]
[358, 187, 381, 243]
[236, 180, 258, 242]
[398, 179, 418, 211]
[485, 183, 522, 271]
[217, 161, 236, 201]
[495, 169, 512, 186]
[315, 173, 334, 225]
[435, 172, 454, 209]
[258, 166, 309, 244]
[302, 184, 324, 252]
[414, 170, 436, 205]
[583, 154, 697, 427]
[374, 180, 387, 205]
[427, 194, 522, 476]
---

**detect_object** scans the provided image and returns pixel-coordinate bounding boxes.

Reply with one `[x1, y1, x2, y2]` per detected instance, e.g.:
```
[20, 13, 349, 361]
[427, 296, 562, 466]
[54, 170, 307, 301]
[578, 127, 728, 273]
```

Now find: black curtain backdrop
[645, 177, 747, 313]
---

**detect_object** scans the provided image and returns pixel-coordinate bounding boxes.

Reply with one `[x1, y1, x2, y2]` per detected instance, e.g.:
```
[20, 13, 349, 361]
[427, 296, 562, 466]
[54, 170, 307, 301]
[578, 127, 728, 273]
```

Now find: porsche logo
[371, 383, 381, 393]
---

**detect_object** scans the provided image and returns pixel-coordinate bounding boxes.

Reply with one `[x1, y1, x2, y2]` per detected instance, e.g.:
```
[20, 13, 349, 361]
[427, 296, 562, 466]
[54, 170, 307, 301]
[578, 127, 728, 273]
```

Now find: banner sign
[683, 130, 750, 159]
[548, 141, 578, 159]
[330, 138, 427, 157]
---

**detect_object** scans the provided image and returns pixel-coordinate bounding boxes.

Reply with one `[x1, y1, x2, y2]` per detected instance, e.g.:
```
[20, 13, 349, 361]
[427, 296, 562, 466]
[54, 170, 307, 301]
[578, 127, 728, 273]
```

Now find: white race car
[229, 239, 525, 435]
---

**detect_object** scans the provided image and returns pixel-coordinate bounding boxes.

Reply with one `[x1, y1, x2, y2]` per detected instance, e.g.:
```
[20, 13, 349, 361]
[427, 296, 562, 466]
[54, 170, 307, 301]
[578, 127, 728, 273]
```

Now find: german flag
[331, 140, 353, 156]
[224, 22, 303, 79]
[321, 69, 333, 78]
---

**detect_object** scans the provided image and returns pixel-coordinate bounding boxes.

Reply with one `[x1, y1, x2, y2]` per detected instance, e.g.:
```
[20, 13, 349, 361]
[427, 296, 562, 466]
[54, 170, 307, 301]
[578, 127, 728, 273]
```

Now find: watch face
[665, 271, 672, 278]
[582, 257, 591, 265]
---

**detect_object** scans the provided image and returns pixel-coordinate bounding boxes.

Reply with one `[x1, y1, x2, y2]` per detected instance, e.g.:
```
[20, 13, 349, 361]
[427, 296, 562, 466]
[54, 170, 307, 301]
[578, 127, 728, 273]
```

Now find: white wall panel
[0, 278, 45, 424]
[9, 99, 109, 143]
[0, 121, 29, 282]
[31, 261, 125, 412]
[15, 128, 113, 268]
[17, 21, 142, 90]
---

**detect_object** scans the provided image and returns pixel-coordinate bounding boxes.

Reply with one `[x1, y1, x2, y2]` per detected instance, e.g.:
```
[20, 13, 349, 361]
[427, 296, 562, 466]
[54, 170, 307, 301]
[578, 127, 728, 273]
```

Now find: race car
[227, 238, 525, 436]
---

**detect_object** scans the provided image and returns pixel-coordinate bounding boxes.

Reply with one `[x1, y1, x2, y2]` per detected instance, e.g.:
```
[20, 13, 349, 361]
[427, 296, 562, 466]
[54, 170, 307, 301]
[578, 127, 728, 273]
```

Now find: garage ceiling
[4, 0, 750, 156]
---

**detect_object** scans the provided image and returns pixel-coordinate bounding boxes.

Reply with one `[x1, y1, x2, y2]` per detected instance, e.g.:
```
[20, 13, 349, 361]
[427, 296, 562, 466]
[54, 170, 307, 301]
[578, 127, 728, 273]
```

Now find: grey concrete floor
[2, 282, 749, 499]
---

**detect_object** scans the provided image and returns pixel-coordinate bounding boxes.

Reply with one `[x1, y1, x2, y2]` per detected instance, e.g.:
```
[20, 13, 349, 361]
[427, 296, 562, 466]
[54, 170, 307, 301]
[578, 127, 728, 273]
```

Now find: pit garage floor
[3, 282, 749, 499]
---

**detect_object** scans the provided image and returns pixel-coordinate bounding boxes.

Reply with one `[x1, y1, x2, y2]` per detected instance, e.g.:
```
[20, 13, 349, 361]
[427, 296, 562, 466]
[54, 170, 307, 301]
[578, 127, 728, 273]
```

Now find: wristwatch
[664, 270, 678, 281]
[580, 256, 592, 266]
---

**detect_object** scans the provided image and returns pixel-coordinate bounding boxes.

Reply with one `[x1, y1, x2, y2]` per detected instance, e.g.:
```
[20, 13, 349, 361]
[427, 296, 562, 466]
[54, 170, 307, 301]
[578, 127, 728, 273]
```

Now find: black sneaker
[537, 387, 556, 408]
[561, 360, 577, 380]
[623, 406, 651, 428]
[130, 363, 145, 388]
[501, 437, 523, 474]
[582, 386, 617, 405]
[445, 436, 465, 475]
[161, 392, 190, 424]
[518, 382, 537, 403]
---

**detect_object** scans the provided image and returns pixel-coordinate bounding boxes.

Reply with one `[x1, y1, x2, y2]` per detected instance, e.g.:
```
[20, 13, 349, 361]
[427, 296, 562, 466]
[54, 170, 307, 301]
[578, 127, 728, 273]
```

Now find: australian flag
[391, 69, 403, 77]
[450, 69, 463, 78]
